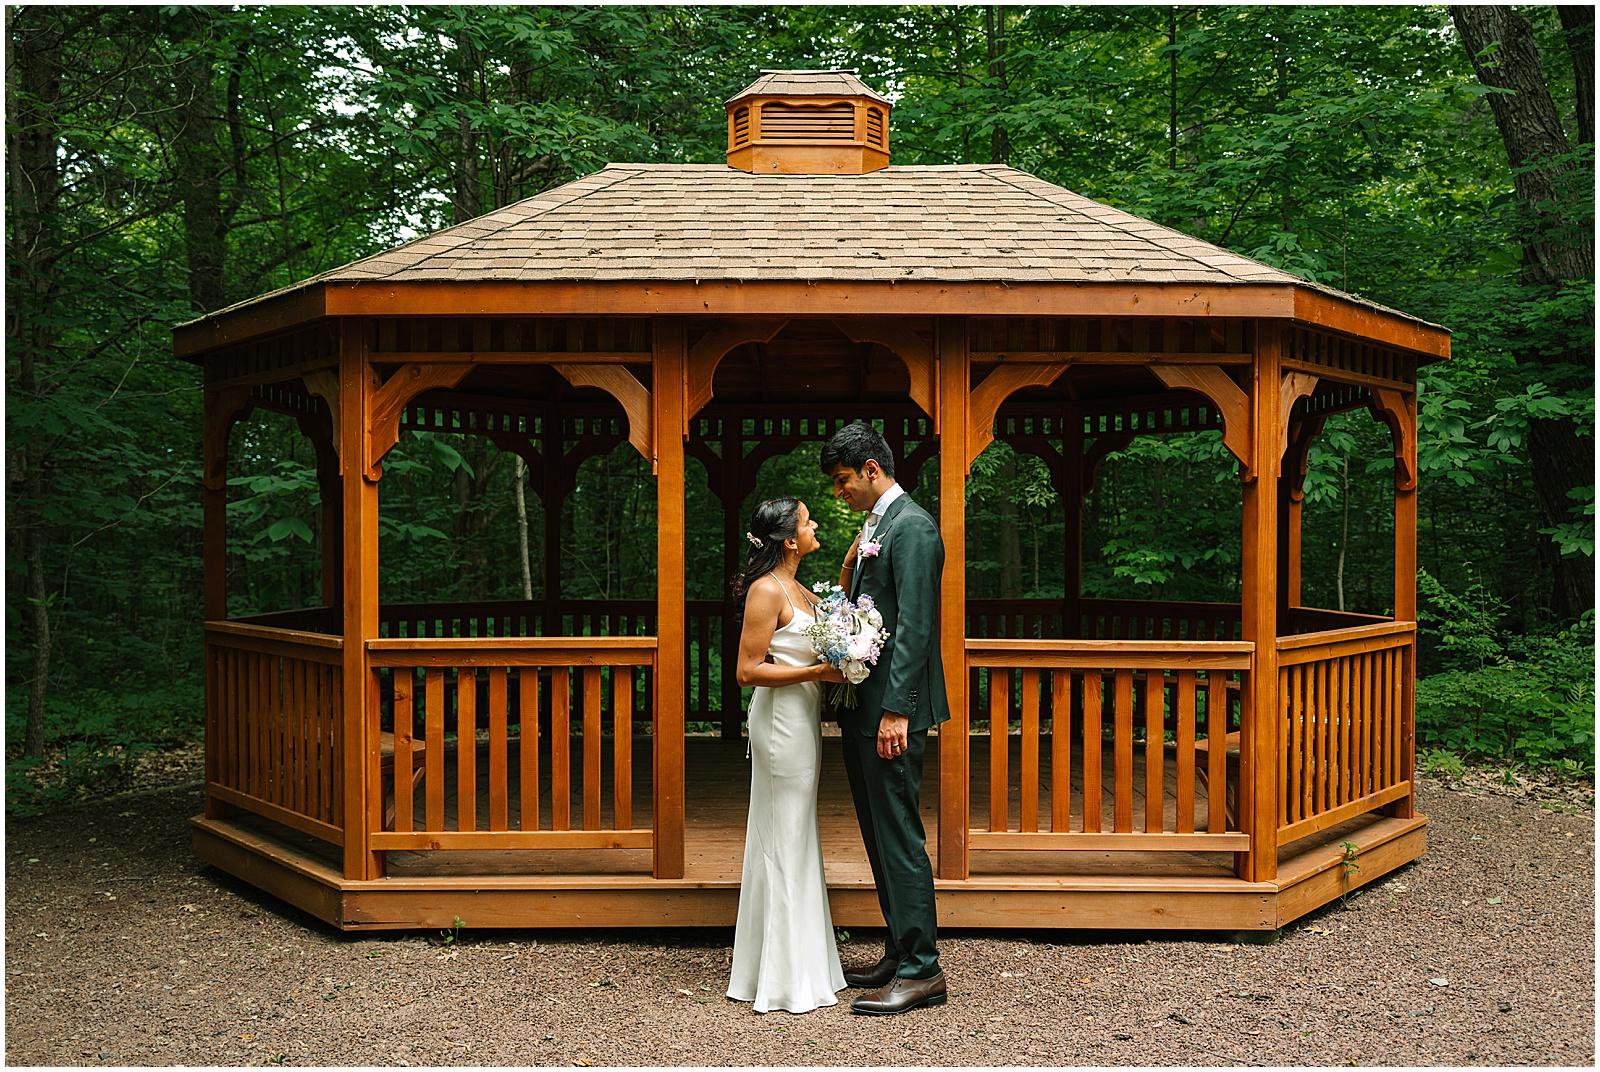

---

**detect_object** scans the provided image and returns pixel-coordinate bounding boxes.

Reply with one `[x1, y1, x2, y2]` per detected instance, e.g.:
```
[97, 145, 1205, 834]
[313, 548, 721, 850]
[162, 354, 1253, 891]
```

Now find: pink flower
[859, 539, 882, 558]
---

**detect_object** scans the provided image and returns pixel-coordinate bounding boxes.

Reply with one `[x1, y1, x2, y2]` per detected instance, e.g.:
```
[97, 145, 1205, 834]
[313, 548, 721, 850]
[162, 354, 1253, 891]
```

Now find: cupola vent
[725, 69, 891, 175]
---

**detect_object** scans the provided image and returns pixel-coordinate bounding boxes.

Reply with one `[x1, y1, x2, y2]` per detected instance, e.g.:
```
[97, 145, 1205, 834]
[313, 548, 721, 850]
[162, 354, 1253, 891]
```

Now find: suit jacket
[842, 492, 952, 737]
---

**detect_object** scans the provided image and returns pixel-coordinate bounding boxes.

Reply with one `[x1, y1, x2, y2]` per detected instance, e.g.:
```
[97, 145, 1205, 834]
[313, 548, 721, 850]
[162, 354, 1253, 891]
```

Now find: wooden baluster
[1339, 656, 1353, 805]
[456, 668, 477, 832]
[1144, 668, 1164, 833]
[1328, 655, 1342, 807]
[1389, 647, 1401, 788]
[614, 666, 633, 830]
[1288, 664, 1303, 824]
[1317, 658, 1332, 815]
[282, 658, 298, 814]
[488, 667, 509, 831]
[1050, 670, 1071, 833]
[1206, 671, 1228, 833]
[1083, 671, 1103, 832]
[1113, 668, 1134, 833]
[426, 668, 445, 831]
[988, 669, 1010, 833]
[519, 667, 540, 832]
[322, 664, 338, 825]
[1019, 669, 1040, 833]
[393, 671, 414, 833]
[583, 666, 602, 830]
[223, 649, 238, 793]
[552, 667, 572, 830]
[1175, 669, 1196, 834]
[1360, 652, 1374, 796]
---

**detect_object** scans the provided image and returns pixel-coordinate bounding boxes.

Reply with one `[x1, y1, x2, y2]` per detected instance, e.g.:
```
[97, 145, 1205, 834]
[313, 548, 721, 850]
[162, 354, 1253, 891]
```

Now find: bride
[725, 497, 848, 1014]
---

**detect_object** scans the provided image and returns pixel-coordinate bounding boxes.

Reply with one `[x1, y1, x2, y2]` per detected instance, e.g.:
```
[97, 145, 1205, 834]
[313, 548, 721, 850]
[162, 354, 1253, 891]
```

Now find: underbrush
[1415, 571, 1595, 777]
[5, 680, 203, 816]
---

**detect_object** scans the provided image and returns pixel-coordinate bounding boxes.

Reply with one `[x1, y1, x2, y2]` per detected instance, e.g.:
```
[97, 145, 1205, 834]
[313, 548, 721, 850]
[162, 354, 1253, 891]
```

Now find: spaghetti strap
[776, 578, 798, 611]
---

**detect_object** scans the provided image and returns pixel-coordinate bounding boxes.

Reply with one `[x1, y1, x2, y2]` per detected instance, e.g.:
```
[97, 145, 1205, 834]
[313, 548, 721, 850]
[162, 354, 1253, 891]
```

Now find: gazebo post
[338, 318, 381, 880]
[1062, 404, 1085, 639]
[201, 388, 234, 821]
[1390, 393, 1419, 819]
[1239, 321, 1283, 884]
[936, 316, 970, 880]
[541, 417, 562, 634]
[652, 318, 687, 879]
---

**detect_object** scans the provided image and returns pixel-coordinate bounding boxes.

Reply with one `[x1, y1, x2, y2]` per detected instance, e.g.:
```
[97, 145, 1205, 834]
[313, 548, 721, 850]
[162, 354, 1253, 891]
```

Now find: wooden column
[936, 316, 970, 881]
[1239, 322, 1282, 883]
[1062, 405, 1085, 639]
[339, 318, 382, 880]
[720, 418, 745, 741]
[1391, 392, 1419, 819]
[542, 420, 563, 634]
[652, 318, 687, 878]
[202, 388, 231, 820]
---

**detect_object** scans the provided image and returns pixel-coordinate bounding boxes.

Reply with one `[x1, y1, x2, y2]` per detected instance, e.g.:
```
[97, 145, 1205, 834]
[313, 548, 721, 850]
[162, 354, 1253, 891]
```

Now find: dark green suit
[840, 490, 949, 979]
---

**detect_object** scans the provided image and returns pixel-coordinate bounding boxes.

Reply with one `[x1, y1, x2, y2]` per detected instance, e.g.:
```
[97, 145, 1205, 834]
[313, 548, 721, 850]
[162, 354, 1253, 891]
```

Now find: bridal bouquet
[801, 583, 890, 709]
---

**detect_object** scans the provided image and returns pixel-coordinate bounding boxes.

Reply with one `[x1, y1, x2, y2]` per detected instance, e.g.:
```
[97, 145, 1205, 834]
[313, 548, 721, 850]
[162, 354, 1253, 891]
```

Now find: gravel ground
[5, 771, 1593, 1067]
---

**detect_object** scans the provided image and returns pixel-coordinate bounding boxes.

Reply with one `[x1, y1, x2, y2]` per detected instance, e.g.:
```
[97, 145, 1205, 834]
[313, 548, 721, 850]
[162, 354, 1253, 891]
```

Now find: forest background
[6, 4, 1593, 812]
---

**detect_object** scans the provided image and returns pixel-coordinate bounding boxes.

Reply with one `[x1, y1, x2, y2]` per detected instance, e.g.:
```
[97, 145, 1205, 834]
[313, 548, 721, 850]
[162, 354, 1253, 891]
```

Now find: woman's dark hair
[819, 421, 896, 478]
[730, 497, 801, 623]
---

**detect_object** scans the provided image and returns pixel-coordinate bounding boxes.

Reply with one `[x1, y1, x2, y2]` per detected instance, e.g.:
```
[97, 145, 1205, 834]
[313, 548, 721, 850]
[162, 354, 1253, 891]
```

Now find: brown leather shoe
[849, 971, 948, 1015]
[843, 954, 899, 989]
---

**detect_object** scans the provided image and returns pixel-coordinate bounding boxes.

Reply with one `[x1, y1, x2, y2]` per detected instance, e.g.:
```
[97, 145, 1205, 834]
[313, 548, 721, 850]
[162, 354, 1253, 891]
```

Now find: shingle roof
[727, 69, 890, 104]
[196, 163, 1433, 327]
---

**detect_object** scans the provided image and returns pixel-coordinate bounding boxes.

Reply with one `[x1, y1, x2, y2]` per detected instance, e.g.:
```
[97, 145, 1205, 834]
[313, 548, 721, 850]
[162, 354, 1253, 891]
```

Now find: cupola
[725, 69, 891, 175]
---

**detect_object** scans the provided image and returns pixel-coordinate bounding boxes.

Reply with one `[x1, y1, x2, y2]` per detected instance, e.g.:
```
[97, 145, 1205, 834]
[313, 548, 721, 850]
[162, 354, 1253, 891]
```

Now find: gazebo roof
[196, 163, 1436, 331]
[725, 69, 891, 105]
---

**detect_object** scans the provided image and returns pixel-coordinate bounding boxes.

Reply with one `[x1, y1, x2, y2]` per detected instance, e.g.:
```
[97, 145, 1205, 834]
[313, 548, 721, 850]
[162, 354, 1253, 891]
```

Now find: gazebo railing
[204, 621, 345, 845]
[965, 638, 1252, 852]
[966, 598, 1244, 642]
[365, 636, 655, 852]
[1275, 620, 1415, 846]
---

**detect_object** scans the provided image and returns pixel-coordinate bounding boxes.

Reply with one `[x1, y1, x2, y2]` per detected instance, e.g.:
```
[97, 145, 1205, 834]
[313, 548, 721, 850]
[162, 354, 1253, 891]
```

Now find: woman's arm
[838, 530, 862, 590]
[736, 577, 843, 688]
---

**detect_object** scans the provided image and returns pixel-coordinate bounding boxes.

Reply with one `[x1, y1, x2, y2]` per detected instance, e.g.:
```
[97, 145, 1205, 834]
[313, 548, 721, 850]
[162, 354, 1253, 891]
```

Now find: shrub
[1415, 570, 1594, 772]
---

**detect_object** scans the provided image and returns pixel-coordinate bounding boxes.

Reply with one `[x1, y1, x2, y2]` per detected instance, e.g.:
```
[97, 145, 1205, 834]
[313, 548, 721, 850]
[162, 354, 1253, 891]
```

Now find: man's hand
[877, 712, 909, 760]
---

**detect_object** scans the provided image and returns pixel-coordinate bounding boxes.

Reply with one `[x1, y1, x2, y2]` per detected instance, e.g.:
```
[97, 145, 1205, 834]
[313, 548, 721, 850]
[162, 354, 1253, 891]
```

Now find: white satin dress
[726, 589, 847, 1013]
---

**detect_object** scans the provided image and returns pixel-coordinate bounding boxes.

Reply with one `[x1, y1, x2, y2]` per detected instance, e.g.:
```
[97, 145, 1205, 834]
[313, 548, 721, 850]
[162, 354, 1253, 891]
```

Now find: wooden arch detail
[684, 318, 790, 419]
[202, 386, 255, 490]
[831, 317, 937, 421]
[1367, 385, 1418, 490]
[967, 364, 1066, 465]
[365, 363, 473, 479]
[1150, 364, 1252, 478]
[552, 364, 653, 466]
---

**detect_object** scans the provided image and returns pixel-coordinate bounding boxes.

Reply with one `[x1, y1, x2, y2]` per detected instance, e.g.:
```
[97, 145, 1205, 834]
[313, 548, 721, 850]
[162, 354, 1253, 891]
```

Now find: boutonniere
[859, 539, 882, 558]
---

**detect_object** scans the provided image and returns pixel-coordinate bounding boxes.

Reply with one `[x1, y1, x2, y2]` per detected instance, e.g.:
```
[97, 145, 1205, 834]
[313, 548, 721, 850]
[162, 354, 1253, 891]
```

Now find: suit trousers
[839, 725, 941, 979]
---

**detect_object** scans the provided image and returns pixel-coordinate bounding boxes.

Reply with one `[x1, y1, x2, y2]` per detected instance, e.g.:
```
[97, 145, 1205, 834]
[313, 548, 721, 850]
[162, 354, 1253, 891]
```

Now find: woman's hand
[813, 661, 847, 684]
[843, 530, 862, 570]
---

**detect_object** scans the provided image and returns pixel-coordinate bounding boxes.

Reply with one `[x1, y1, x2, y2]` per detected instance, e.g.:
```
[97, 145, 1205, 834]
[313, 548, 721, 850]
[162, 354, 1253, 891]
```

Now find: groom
[821, 421, 950, 1015]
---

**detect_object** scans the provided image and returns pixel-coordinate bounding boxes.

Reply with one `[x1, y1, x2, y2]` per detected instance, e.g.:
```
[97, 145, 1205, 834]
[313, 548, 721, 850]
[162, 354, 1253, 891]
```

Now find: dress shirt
[861, 482, 905, 545]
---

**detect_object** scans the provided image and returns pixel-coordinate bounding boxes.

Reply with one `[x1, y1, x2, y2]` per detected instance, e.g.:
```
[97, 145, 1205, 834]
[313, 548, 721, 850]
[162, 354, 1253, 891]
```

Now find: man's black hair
[819, 421, 896, 478]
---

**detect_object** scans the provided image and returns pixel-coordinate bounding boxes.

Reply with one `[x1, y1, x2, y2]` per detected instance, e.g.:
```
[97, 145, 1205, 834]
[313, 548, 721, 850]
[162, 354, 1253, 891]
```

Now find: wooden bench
[379, 730, 427, 831]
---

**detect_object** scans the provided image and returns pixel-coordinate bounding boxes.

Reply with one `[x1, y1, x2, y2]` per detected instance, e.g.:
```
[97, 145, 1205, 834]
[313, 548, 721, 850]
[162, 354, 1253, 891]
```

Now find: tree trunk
[6, 7, 67, 759]
[985, 6, 1009, 165]
[1451, 5, 1596, 620]
[515, 454, 533, 600]
[174, 8, 229, 312]
[1558, 7, 1594, 148]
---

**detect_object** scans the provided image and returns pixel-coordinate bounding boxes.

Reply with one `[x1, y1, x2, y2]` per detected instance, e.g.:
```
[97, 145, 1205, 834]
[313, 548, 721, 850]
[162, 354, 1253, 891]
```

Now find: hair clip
[746, 532, 763, 548]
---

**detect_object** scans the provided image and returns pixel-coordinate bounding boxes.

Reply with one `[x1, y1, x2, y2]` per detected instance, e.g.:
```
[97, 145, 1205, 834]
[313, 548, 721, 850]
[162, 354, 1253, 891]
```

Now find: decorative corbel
[367, 363, 473, 479]
[831, 316, 938, 424]
[684, 318, 789, 420]
[300, 369, 342, 472]
[202, 386, 254, 490]
[1284, 414, 1328, 502]
[553, 364, 653, 466]
[1367, 385, 1418, 491]
[1279, 371, 1319, 458]
[1082, 430, 1137, 498]
[967, 363, 1067, 465]
[1150, 363, 1252, 477]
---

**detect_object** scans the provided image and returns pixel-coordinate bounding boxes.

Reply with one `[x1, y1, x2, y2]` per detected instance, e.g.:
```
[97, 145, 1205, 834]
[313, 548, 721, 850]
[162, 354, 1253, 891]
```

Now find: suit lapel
[854, 493, 912, 598]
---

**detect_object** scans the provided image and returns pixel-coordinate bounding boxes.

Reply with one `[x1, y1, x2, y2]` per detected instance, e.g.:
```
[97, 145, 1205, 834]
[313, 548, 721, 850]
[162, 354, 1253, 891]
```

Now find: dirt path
[5, 776, 1593, 1067]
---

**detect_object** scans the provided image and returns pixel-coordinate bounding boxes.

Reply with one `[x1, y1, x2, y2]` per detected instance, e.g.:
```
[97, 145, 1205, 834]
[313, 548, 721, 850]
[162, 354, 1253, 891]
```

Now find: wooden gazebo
[182, 71, 1445, 932]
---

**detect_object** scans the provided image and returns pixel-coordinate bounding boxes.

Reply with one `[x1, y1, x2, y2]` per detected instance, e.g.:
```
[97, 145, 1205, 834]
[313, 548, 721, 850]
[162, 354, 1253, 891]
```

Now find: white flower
[844, 659, 870, 684]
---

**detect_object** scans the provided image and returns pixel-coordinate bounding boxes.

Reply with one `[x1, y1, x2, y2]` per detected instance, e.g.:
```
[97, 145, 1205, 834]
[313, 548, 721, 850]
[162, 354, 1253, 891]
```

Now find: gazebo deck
[193, 735, 1425, 932]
